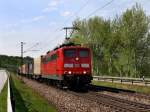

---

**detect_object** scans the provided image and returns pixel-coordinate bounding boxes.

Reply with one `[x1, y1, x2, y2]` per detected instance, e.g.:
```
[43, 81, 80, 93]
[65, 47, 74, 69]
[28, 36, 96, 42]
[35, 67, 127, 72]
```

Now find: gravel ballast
[18, 76, 150, 112]
[20, 77, 113, 112]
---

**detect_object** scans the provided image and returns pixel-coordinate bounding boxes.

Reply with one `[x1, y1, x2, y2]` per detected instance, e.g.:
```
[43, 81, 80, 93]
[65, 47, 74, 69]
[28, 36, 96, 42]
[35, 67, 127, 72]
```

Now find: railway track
[120, 92, 150, 101]
[68, 91, 150, 112]
[19, 76, 150, 112]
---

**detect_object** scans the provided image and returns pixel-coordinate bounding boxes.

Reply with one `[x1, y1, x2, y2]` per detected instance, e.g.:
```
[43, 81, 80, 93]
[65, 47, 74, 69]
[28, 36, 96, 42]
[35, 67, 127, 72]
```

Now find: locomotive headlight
[64, 64, 73, 68]
[83, 71, 87, 74]
[64, 71, 67, 74]
[75, 57, 79, 61]
[68, 71, 72, 74]
[81, 64, 89, 68]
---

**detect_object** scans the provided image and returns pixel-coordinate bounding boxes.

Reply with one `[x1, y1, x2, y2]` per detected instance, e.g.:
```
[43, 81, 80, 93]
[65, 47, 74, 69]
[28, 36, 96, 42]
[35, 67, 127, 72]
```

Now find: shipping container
[34, 57, 41, 75]
[22, 64, 26, 74]
[28, 63, 33, 74]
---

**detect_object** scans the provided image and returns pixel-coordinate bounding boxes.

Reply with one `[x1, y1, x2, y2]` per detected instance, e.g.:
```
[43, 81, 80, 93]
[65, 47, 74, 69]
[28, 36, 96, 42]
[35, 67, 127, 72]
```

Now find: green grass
[11, 74, 57, 112]
[92, 80, 150, 94]
[0, 81, 7, 112]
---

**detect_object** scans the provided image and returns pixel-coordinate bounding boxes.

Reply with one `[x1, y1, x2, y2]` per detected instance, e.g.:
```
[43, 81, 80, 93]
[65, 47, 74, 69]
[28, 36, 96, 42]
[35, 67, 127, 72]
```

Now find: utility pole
[63, 27, 79, 41]
[21, 42, 25, 73]
[20, 42, 39, 74]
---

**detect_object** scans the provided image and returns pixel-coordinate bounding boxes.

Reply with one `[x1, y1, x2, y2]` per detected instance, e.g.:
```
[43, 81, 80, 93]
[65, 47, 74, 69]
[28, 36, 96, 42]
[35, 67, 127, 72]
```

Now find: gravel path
[0, 70, 8, 93]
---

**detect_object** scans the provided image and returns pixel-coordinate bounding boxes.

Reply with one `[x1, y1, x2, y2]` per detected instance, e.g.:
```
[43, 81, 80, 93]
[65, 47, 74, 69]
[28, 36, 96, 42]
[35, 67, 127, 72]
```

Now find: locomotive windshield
[64, 49, 89, 58]
[79, 50, 89, 57]
[64, 49, 76, 57]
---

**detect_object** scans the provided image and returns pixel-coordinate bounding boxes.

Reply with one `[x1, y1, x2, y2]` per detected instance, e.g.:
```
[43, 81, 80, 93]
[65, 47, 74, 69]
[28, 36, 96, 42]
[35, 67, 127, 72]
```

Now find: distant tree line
[0, 55, 32, 72]
[70, 4, 150, 78]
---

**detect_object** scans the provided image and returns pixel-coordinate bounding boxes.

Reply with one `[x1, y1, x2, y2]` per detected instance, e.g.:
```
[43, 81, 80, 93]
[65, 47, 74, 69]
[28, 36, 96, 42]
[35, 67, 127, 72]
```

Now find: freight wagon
[33, 57, 41, 79]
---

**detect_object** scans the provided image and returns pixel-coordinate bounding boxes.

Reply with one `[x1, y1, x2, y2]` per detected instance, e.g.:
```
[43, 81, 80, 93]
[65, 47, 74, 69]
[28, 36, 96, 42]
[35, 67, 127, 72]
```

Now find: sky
[0, 0, 150, 57]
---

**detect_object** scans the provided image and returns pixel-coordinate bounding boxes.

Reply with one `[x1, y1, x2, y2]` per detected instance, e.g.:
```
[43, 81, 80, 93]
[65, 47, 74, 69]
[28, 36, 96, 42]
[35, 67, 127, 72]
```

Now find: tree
[70, 3, 150, 78]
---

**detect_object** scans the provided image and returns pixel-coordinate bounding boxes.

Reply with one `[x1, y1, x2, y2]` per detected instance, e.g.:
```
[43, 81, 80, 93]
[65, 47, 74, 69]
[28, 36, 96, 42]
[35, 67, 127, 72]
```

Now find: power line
[62, 0, 91, 26]
[24, 42, 39, 53]
[20, 42, 25, 73]
[38, 0, 91, 53]
[38, 32, 63, 52]
[35, 0, 114, 54]
[85, 0, 114, 18]
[51, 0, 91, 33]
[52, 0, 91, 32]
[19, 0, 88, 54]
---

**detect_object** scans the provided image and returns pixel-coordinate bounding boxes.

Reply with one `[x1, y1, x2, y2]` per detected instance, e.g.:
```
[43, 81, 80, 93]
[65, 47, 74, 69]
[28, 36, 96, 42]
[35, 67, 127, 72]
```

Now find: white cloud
[48, 22, 57, 27]
[3, 23, 19, 29]
[60, 11, 71, 17]
[32, 16, 45, 22]
[42, 7, 57, 13]
[20, 15, 45, 23]
[48, 0, 59, 7]
[42, 0, 60, 13]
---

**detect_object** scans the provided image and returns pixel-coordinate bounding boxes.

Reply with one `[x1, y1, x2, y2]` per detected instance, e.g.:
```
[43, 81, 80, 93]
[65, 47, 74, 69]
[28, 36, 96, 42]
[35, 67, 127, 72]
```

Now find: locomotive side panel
[47, 53, 57, 75]
[56, 48, 64, 79]
[41, 50, 62, 80]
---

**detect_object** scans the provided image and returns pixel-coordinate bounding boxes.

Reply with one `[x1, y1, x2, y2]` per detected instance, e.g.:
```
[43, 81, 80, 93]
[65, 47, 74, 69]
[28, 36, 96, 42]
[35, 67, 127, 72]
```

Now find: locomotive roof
[62, 45, 88, 49]
[45, 42, 89, 56]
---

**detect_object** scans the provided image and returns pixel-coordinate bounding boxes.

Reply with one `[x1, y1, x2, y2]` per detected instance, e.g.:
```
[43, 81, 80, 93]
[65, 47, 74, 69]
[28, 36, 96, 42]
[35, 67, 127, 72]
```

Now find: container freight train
[19, 44, 92, 88]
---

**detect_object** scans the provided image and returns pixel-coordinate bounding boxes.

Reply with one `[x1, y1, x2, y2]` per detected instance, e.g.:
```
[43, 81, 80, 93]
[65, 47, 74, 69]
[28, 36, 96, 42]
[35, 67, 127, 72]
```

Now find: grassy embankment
[0, 81, 7, 112]
[92, 80, 150, 94]
[11, 74, 57, 112]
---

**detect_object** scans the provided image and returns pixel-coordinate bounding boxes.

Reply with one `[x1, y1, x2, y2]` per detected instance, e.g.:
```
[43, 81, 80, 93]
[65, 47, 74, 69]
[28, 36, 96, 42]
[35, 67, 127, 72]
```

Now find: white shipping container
[22, 64, 26, 74]
[34, 57, 41, 75]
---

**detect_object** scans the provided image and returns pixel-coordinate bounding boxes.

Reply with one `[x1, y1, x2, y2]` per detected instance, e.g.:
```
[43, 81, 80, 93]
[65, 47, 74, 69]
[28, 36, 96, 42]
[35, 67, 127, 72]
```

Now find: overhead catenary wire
[35, 0, 115, 55]
[54, 0, 91, 32]
[39, 34, 63, 52]
[85, 0, 114, 18]
[62, 0, 91, 27]
[37, 0, 91, 53]
[23, 42, 39, 53]
[15, 0, 115, 57]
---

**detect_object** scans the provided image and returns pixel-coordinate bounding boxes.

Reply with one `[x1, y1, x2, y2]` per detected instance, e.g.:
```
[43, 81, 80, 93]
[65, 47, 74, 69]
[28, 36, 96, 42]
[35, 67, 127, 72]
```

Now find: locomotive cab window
[64, 49, 76, 57]
[79, 50, 89, 57]
[51, 54, 57, 60]
[47, 54, 57, 62]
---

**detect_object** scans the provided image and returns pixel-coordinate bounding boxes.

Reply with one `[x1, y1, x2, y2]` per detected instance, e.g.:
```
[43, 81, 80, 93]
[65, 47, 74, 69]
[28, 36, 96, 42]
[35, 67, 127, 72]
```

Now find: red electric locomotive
[41, 44, 92, 88]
